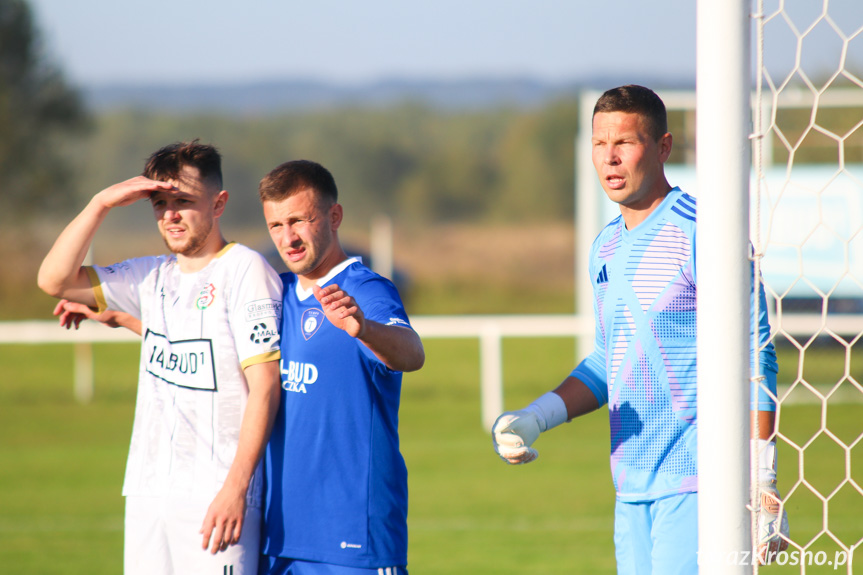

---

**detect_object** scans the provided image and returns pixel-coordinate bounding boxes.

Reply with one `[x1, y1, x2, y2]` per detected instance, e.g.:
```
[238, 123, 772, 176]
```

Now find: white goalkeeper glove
[492, 392, 568, 465]
[753, 439, 790, 565]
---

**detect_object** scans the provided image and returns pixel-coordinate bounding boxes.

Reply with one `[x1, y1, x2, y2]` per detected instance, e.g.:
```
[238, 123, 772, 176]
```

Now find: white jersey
[87, 242, 282, 506]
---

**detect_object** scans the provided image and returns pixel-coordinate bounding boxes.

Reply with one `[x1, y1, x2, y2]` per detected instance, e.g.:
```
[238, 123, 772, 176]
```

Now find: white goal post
[696, 3, 753, 573]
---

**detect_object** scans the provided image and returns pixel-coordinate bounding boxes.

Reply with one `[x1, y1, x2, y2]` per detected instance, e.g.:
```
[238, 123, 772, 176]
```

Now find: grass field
[1, 339, 861, 574]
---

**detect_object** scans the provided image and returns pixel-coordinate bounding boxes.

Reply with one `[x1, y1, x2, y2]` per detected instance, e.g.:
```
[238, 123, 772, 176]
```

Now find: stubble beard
[284, 246, 318, 277]
[284, 231, 333, 278]
[161, 221, 212, 258]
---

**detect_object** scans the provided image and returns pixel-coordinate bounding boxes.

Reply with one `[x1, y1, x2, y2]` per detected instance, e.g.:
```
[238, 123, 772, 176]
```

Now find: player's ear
[658, 132, 673, 163]
[330, 203, 343, 230]
[213, 190, 229, 218]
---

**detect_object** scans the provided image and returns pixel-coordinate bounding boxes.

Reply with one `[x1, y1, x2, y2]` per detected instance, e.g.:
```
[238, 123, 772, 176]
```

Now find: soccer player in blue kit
[257, 160, 425, 575]
[491, 85, 789, 573]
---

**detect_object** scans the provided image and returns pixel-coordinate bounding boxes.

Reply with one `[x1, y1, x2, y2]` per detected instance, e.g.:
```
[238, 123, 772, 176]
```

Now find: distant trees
[0, 0, 89, 221]
[75, 102, 582, 232]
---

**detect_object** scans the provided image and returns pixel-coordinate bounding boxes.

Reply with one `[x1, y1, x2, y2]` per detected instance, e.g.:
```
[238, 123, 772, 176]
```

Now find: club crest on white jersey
[196, 283, 216, 310]
[301, 308, 325, 340]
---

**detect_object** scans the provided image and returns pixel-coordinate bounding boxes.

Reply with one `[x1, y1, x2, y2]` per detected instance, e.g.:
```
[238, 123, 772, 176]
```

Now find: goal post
[695, 2, 753, 573]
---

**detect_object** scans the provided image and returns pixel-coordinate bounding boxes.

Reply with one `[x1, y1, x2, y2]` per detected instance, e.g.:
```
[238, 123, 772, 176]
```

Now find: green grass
[1, 340, 861, 574]
[0, 343, 137, 574]
[406, 280, 575, 315]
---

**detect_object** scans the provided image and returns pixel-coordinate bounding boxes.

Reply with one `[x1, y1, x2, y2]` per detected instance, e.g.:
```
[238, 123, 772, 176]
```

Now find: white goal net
[751, 1, 863, 572]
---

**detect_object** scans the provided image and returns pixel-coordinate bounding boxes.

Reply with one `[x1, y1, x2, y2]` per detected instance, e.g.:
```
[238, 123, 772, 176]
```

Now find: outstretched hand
[313, 284, 365, 338]
[54, 299, 116, 329]
[53, 299, 141, 334]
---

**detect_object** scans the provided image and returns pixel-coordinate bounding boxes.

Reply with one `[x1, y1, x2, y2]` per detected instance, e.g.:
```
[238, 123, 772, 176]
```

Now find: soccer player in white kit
[38, 141, 283, 575]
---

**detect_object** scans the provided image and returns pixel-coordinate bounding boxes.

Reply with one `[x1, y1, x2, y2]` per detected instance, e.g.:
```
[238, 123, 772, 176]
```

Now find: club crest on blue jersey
[301, 308, 325, 340]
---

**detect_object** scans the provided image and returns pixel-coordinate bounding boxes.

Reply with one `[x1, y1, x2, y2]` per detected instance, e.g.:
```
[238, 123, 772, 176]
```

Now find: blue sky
[28, 0, 699, 86]
[26, 1, 863, 88]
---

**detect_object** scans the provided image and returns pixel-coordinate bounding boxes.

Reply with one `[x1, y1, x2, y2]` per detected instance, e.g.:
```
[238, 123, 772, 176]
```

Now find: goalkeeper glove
[492, 392, 568, 465]
[753, 439, 790, 565]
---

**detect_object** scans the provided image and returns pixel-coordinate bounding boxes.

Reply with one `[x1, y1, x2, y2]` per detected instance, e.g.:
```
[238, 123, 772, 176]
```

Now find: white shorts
[124, 495, 261, 575]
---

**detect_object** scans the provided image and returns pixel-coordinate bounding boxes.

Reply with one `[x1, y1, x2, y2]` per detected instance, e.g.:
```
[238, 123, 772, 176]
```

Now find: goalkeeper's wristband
[753, 438, 778, 483]
[523, 392, 568, 433]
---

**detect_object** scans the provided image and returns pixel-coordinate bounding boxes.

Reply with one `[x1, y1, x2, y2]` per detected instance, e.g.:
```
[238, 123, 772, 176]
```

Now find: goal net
[751, 1, 863, 572]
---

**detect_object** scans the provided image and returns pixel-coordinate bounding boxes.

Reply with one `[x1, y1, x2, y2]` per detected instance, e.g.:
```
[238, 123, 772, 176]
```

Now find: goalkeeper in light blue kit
[491, 85, 789, 574]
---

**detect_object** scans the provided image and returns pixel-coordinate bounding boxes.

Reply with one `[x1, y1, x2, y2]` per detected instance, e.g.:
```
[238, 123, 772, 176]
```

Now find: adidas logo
[596, 264, 609, 284]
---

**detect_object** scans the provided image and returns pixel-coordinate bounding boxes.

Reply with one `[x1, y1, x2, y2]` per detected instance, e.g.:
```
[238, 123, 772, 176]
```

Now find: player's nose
[276, 226, 299, 247]
[163, 208, 181, 222]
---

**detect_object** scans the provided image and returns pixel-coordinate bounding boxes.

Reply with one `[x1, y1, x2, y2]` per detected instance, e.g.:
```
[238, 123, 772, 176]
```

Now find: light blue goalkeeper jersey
[572, 188, 778, 502]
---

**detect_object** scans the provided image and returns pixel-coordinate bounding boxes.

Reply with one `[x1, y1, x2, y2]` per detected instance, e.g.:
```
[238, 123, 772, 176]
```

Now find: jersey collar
[294, 257, 361, 301]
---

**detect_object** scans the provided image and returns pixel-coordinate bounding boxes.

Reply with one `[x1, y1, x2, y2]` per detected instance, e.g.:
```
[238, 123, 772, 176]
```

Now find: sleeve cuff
[526, 391, 569, 432]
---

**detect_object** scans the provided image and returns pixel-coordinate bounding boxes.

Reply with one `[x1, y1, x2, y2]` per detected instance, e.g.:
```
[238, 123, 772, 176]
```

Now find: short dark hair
[143, 140, 223, 190]
[593, 85, 668, 141]
[258, 160, 338, 206]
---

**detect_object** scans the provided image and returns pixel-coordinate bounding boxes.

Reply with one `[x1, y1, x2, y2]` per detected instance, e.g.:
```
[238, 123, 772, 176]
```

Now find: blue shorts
[614, 492, 698, 575]
[259, 556, 407, 575]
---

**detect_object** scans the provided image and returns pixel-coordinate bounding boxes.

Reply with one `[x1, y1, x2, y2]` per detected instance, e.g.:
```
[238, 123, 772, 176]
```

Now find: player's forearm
[37, 195, 111, 303]
[221, 361, 281, 495]
[112, 312, 143, 335]
[553, 375, 602, 420]
[751, 410, 776, 440]
[358, 322, 425, 372]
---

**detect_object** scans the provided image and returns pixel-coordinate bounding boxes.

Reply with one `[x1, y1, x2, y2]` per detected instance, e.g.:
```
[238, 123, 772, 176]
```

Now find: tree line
[68, 102, 581, 232]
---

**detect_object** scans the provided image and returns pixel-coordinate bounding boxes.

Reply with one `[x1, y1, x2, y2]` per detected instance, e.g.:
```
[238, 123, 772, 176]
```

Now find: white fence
[1, 312, 859, 429]
[0, 315, 592, 430]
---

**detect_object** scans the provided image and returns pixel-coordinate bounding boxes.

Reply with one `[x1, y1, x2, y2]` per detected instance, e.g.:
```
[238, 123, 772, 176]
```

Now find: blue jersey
[572, 188, 778, 502]
[261, 258, 411, 569]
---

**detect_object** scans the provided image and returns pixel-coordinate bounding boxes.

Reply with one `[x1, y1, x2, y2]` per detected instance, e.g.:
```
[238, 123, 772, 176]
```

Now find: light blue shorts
[614, 492, 699, 575]
[259, 556, 407, 575]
